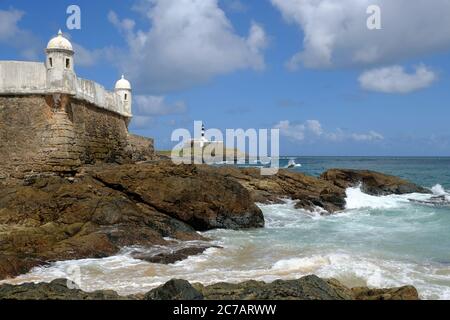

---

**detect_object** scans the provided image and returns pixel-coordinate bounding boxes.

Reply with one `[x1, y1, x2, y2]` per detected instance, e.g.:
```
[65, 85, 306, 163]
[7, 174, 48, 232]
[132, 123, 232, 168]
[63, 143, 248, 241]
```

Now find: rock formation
[320, 169, 430, 195]
[0, 276, 419, 300]
[203, 165, 347, 212]
[0, 162, 262, 280]
[0, 279, 124, 300]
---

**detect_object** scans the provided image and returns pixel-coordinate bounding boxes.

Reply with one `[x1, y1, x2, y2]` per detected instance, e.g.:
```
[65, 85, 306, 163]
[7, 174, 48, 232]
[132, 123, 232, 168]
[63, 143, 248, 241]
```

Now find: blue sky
[1, 0, 450, 156]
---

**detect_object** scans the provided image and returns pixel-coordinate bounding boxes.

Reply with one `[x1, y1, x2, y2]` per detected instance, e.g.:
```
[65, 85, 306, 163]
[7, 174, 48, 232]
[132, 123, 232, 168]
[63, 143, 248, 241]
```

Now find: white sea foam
[432, 184, 447, 195]
[344, 185, 432, 210]
[431, 184, 450, 202]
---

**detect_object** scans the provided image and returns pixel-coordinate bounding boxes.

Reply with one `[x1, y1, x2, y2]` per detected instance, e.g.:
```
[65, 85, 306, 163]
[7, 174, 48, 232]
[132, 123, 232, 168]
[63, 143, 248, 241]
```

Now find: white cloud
[359, 65, 437, 93]
[0, 9, 41, 59]
[130, 95, 187, 129]
[134, 95, 187, 116]
[72, 43, 108, 67]
[305, 120, 323, 136]
[0, 9, 22, 39]
[131, 116, 156, 129]
[224, 0, 248, 13]
[108, 11, 135, 35]
[274, 120, 307, 141]
[270, 0, 450, 69]
[274, 120, 383, 143]
[109, 0, 268, 93]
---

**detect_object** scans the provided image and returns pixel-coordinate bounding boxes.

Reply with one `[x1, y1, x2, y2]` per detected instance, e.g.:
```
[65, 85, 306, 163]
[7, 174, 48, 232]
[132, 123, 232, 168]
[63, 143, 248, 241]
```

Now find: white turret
[45, 30, 75, 93]
[115, 75, 132, 115]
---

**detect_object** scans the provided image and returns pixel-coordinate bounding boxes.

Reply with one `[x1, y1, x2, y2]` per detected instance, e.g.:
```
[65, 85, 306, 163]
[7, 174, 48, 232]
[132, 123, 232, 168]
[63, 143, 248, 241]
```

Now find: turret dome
[47, 30, 73, 52]
[115, 75, 131, 90]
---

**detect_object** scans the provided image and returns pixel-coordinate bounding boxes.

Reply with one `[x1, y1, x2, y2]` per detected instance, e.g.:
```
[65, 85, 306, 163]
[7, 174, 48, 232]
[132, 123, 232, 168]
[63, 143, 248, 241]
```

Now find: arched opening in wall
[66, 58, 70, 69]
[124, 94, 128, 101]
[49, 57, 53, 68]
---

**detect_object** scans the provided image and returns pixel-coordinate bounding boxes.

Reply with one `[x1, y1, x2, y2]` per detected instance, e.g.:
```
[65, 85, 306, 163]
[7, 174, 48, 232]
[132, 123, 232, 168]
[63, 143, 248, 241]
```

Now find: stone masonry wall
[0, 95, 153, 178]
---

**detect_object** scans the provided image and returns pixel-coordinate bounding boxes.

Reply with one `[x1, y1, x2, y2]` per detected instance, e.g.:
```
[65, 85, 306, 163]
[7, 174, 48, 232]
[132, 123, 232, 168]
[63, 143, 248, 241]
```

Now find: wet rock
[0, 276, 420, 300]
[131, 245, 217, 264]
[409, 195, 450, 207]
[0, 161, 263, 280]
[194, 276, 419, 300]
[0, 279, 124, 300]
[89, 162, 264, 230]
[206, 166, 347, 213]
[351, 286, 419, 300]
[320, 169, 430, 196]
[144, 279, 204, 300]
[195, 275, 354, 300]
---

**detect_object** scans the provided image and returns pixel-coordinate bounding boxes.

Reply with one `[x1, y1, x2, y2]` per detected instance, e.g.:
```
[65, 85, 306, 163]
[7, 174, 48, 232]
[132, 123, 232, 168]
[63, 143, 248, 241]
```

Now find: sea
[2, 157, 450, 300]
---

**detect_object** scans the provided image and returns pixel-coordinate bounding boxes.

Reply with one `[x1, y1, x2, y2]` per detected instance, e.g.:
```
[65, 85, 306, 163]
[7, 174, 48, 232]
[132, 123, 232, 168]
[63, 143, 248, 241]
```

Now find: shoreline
[0, 160, 437, 299]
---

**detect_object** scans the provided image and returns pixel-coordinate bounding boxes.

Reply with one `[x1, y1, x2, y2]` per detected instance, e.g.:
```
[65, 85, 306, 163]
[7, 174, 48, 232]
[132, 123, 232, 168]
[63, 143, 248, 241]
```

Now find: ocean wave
[431, 184, 450, 201]
[344, 185, 433, 210]
[269, 253, 450, 300]
[5, 247, 450, 300]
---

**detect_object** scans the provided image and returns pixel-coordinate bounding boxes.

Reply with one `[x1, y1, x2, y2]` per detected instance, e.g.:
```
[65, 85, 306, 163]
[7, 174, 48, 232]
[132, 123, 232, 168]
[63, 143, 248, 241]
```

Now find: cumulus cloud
[0, 9, 42, 59]
[109, 0, 268, 93]
[359, 65, 437, 93]
[134, 95, 187, 116]
[274, 120, 383, 143]
[131, 116, 157, 129]
[72, 43, 109, 67]
[224, 0, 248, 13]
[270, 0, 450, 69]
[130, 95, 187, 129]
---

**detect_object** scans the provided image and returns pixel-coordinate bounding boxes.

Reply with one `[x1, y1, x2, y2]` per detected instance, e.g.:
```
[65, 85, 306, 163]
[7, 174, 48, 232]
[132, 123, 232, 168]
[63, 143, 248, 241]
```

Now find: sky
[1, 0, 450, 156]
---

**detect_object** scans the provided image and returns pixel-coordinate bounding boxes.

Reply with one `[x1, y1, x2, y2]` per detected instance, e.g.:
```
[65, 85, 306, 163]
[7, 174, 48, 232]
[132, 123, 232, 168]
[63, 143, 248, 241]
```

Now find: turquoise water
[283, 156, 450, 189]
[3, 157, 450, 299]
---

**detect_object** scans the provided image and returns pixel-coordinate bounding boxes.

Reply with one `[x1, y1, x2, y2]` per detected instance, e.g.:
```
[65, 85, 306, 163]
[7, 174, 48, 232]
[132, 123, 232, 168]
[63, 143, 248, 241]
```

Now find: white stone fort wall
[0, 61, 47, 94]
[0, 61, 130, 118]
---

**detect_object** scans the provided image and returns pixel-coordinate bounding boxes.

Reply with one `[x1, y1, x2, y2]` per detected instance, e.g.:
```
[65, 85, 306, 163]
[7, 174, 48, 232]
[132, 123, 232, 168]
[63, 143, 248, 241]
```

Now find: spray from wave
[344, 184, 449, 210]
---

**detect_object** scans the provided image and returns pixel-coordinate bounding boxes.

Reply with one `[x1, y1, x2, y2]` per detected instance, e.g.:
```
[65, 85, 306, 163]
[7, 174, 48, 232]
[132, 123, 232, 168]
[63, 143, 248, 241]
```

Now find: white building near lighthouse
[0, 30, 132, 119]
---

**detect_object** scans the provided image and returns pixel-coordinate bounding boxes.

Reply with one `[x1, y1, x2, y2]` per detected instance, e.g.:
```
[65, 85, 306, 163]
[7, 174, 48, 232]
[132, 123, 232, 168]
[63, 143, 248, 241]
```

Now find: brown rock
[0, 276, 420, 300]
[90, 162, 264, 230]
[131, 245, 218, 264]
[351, 286, 420, 300]
[320, 169, 430, 196]
[195, 275, 354, 300]
[0, 161, 263, 280]
[204, 166, 347, 213]
[0, 278, 124, 300]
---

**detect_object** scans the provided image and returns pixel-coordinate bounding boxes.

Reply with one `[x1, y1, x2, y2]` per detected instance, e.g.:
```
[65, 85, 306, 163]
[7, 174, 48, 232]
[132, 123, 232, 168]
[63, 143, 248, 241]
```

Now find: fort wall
[0, 61, 131, 118]
[0, 95, 153, 178]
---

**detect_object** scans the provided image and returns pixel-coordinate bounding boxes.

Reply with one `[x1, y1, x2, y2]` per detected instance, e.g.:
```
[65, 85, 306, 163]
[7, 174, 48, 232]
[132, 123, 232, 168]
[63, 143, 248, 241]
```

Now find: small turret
[45, 30, 76, 93]
[115, 75, 132, 116]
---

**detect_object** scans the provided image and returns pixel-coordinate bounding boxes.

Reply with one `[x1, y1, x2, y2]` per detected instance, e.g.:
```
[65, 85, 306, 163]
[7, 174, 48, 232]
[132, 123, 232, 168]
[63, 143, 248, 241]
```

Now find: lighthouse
[186, 122, 212, 149]
[199, 123, 209, 148]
